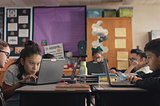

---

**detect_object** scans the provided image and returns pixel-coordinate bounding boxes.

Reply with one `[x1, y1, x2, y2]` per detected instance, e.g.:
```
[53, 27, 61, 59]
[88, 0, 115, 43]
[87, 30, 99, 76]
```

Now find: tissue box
[117, 7, 133, 17]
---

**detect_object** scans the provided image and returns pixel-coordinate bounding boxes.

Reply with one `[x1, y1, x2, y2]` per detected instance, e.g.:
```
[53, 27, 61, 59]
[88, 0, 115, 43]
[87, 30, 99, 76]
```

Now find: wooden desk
[16, 84, 90, 106]
[92, 83, 160, 106]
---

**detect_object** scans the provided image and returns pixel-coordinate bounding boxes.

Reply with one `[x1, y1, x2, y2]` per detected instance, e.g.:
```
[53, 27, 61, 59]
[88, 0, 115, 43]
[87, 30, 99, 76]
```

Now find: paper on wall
[44, 43, 64, 59]
[115, 28, 126, 37]
[18, 16, 28, 24]
[115, 39, 126, 48]
[8, 36, 18, 45]
[117, 61, 128, 70]
[117, 51, 128, 61]
[8, 23, 17, 31]
[19, 29, 29, 37]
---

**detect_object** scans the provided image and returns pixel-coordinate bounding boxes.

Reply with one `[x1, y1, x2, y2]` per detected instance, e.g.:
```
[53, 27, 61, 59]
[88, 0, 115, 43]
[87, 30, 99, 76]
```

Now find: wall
[87, 4, 160, 51]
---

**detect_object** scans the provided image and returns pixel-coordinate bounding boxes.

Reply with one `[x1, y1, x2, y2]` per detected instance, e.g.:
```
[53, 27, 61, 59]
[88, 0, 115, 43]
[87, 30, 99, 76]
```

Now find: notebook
[20, 59, 65, 85]
[86, 61, 105, 75]
[103, 59, 136, 87]
[62, 60, 79, 84]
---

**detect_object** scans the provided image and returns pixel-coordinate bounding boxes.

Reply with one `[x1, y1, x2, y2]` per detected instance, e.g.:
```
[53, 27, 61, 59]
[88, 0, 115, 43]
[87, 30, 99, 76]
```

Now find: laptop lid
[103, 59, 136, 87]
[86, 61, 105, 75]
[37, 59, 65, 84]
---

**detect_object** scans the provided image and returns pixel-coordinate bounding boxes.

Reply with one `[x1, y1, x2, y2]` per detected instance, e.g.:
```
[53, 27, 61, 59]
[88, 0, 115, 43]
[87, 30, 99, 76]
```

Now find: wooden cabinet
[87, 17, 132, 69]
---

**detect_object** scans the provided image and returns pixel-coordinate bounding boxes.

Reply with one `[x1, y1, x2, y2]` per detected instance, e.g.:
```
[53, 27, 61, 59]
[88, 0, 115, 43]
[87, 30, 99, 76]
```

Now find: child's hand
[124, 75, 142, 83]
[20, 75, 38, 82]
[110, 69, 117, 74]
[131, 60, 138, 67]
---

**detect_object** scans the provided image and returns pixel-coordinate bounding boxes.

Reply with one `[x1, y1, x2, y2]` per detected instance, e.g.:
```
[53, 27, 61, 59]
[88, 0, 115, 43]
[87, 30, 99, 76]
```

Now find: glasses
[93, 56, 102, 60]
[0, 50, 10, 58]
[128, 58, 137, 61]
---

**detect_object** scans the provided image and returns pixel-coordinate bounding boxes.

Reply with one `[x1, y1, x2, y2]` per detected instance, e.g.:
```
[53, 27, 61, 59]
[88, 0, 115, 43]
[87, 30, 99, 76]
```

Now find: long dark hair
[15, 40, 42, 80]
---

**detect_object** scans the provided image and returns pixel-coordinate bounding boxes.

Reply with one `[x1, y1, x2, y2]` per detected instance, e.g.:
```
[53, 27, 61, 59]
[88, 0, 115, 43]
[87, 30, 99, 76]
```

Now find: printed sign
[44, 43, 64, 59]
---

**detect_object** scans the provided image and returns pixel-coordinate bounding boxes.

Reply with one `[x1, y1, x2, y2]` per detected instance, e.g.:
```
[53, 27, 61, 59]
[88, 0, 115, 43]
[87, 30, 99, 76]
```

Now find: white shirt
[3, 64, 20, 106]
[135, 65, 152, 74]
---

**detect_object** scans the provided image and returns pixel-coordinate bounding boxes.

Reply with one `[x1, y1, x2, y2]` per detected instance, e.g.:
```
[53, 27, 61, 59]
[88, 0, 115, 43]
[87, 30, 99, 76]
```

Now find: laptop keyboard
[112, 81, 132, 85]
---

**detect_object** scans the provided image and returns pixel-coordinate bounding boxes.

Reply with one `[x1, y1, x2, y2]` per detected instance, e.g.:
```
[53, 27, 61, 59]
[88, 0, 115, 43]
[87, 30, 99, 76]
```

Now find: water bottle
[79, 61, 87, 75]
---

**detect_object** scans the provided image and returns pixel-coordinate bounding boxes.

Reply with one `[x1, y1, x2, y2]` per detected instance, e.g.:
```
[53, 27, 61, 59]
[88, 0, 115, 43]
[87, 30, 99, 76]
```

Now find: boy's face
[146, 51, 160, 71]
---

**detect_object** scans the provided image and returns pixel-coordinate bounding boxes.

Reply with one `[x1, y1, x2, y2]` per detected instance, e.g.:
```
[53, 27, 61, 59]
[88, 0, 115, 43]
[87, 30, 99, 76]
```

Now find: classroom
[0, 0, 160, 106]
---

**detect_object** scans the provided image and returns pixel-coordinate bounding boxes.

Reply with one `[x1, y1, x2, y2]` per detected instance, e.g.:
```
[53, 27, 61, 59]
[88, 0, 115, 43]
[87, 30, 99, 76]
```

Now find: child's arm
[136, 77, 160, 90]
[2, 75, 37, 100]
[124, 60, 138, 73]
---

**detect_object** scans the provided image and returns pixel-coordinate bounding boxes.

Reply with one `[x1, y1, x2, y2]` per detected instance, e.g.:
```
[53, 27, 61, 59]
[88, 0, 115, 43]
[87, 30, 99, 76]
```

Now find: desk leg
[86, 93, 91, 106]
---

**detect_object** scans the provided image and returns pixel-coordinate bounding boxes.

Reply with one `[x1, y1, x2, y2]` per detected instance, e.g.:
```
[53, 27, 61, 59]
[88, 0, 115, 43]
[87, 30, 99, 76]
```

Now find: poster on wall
[0, 8, 4, 40]
[44, 43, 64, 59]
[5, 7, 32, 57]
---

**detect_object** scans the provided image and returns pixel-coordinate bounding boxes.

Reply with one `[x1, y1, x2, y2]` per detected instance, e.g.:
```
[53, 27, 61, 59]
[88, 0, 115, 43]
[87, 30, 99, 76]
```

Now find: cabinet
[87, 17, 132, 69]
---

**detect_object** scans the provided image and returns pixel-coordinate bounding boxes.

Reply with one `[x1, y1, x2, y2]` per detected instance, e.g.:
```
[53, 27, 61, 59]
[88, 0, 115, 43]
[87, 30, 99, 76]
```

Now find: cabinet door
[87, 17, 132, 69]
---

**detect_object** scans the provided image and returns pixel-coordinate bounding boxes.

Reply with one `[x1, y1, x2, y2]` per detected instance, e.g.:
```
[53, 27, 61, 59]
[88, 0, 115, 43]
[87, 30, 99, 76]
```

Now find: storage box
[117, 7, 133, 17]
[104, 9, 116, 17]
[86, 10, 102, 18]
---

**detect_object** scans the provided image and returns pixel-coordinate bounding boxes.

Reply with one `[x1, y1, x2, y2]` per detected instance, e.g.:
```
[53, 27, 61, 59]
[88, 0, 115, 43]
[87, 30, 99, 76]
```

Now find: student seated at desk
[124, 53, 152, 75]
[0, 39, 10, 106]
[42, 53, 56, 59]
[2, 40, 42, 106]
[125, 38, 160, 91]
[110, 49, 144, 74]
[91, 46, 103, 62]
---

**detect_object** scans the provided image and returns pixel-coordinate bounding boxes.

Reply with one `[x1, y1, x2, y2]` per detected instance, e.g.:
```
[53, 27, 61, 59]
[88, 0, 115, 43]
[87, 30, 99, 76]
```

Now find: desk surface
[16, 83, 91, 93]
[92, 83, 148, 92]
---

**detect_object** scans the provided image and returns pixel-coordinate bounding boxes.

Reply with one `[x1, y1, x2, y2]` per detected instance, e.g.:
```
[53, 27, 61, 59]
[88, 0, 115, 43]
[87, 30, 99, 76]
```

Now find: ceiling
[1, 0, 160, 7]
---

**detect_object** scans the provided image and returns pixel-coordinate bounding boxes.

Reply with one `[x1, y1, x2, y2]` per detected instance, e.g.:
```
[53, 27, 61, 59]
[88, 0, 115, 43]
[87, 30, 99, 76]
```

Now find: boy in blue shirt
[125, 38, 160, 91]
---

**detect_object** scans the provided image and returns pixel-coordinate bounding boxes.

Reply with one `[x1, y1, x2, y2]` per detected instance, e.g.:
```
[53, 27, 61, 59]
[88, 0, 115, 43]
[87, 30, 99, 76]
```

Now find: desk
[93, 83, 160, 106]
[16, 84, 90, 106]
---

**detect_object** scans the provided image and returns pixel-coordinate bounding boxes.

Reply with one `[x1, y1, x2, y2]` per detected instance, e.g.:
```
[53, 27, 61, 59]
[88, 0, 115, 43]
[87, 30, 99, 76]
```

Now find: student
[110, 49, 143, 73]
[125, 53, 152, 74]
[42, 53, 55, 59]
[0, 39, 10, 69]
[91, 46, 103, 62]
[125, 38, 160, 91]
[2, 40, 42, 106]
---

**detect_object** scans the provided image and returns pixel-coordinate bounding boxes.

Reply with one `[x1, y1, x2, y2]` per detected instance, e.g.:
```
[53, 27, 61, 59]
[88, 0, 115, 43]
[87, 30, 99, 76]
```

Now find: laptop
[103, 59, 136, 87]
[87, 61, 105, 75]
[20, 59, 65, 85]
[62, 60, 79, 83]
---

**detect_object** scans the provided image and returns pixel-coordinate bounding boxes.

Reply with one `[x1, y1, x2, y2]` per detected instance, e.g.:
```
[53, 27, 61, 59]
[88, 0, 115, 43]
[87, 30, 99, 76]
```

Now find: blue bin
[87, 10, 102, 18]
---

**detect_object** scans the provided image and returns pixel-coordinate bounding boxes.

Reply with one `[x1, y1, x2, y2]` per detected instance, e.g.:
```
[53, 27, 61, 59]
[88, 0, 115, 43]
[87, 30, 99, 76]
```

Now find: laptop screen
[103, 59, 112, 85]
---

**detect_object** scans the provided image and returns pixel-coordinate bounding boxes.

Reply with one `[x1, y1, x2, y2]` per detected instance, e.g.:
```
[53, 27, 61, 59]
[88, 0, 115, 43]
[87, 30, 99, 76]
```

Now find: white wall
[87, 4, 160, 51]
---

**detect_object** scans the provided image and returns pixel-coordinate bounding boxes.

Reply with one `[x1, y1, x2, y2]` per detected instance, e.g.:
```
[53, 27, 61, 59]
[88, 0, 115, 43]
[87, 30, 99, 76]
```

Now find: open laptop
[87, 61, 105, 75]
[62, 60, 79, 83]
[20, 59, 65, 85]
[103, 59, 136, 87]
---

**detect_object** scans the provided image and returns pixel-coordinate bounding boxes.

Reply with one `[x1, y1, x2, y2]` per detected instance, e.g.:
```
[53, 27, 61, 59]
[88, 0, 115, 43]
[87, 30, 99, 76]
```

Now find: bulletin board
[0, 7, 4, 40]
[5, 7, 32, 57]
[33, 6, 86, 56]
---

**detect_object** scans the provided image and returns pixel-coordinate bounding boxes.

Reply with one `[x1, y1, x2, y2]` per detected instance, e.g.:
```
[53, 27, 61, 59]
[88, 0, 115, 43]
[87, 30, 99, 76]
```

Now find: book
[55, 84, 90, 91]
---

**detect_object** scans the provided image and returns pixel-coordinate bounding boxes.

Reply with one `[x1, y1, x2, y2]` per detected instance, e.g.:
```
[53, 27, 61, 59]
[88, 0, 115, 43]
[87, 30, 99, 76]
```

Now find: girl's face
[93, 53, 102, 62]
[21, 54, 42, 76]
[0, 46, 10, 68]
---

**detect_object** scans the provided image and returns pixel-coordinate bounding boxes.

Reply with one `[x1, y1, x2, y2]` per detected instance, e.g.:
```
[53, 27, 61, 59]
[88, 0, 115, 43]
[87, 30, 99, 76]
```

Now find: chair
[0, 88, 6, 106]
